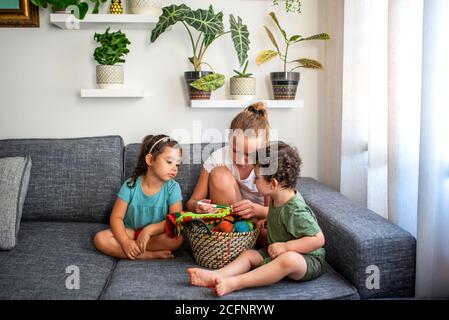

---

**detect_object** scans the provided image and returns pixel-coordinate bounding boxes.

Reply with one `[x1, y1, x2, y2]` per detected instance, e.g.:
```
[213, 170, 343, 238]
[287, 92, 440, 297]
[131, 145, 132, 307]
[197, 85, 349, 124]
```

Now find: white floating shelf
[80, 88, 144, 98]
[50, 13, 162, 30]
[190, 100, 304, 109]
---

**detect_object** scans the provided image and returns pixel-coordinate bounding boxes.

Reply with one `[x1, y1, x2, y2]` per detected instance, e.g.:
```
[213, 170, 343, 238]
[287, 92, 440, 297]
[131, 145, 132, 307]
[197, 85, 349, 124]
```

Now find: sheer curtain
[341, 0, 449, 298]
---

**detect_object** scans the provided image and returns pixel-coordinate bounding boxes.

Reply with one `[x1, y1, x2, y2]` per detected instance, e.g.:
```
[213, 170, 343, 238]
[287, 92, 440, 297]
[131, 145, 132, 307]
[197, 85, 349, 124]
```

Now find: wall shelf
[190, 100, 304, 109]
[80, 88, 144, 98]
[50, 13, 162, 30]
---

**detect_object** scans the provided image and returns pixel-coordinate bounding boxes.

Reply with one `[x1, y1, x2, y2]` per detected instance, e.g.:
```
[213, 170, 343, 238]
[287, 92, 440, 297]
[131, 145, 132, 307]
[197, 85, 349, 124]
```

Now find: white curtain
[341, 0, 449, 298]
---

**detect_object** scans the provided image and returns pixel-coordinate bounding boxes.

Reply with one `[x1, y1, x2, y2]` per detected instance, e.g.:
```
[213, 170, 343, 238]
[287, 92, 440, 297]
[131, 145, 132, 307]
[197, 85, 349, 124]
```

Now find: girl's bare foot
[214, 277, 238, 297]
[136, 250, 174, 260]
[187, 268, 219, 288]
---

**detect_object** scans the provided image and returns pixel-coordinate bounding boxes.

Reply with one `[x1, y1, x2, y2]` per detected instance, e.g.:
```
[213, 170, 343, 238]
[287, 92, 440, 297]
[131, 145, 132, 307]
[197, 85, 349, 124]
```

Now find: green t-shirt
[267, 191, 325, 260]
[117, 176, 183, 230]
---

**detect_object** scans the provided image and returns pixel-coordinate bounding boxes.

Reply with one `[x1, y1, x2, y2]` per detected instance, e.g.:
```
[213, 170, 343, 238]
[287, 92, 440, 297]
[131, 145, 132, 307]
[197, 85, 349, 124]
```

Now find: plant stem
[198, 31, 231, 66]
[284, 42, 290, 73]
[182, 21, 196, 60]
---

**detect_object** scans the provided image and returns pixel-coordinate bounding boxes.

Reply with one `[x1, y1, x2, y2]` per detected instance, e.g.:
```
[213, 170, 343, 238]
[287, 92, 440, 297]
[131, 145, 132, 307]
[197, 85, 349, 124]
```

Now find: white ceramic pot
[129, 0, 162, 15]
[230, 77, 256, 100]
[96, 65, 124, 89]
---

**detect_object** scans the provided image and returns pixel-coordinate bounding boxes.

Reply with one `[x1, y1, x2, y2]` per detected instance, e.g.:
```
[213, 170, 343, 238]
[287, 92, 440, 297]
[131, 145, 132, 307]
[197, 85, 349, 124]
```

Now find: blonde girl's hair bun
[244, 102, 269, 121]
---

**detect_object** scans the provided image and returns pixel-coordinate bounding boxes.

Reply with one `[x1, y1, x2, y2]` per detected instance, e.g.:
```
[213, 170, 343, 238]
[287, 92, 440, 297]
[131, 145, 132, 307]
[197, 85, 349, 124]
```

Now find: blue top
[117, 176, 183, 230]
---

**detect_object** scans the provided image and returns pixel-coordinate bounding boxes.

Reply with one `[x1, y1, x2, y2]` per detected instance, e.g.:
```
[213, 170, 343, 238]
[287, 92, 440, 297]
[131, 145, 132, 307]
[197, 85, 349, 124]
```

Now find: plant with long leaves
[30, 0, 107, 20]
[150, 4, 250, 91]
[93, 28, 131, 65]
[233, 60, 253, 78]
[256, 12, 330, 73]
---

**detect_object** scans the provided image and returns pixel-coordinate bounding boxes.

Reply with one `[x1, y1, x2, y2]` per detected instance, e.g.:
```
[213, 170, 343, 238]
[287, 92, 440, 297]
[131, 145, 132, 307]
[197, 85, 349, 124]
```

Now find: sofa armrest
[297, 178, 416, 299]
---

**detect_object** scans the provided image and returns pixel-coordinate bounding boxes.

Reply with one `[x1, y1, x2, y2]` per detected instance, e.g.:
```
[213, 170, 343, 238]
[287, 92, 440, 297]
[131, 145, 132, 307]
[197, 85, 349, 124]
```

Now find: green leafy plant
[272, 0, 302, 13]
[150, 4, 250, 91]
[256, 12, 330, 73]
[30, 0, 107, 20]
[93, 28, 131, 65]
[233, 60, 253, 78]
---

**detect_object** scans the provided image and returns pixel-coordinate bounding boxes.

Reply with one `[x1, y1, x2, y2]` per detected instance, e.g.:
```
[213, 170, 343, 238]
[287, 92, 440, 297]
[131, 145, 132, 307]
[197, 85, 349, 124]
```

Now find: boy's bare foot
[214, 277, 238, 297]
[187, 268, 219, 288]
[136, 250, 174, 260]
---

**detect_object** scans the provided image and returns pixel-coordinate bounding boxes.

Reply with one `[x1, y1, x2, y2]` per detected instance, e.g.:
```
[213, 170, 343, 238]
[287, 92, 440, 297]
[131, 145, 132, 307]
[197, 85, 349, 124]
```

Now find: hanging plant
[272, 0, 302, 14]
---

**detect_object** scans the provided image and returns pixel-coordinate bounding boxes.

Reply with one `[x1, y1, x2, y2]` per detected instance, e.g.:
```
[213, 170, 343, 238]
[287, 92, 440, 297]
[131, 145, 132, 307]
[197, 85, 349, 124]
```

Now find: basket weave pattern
[186, 227, 260, 269]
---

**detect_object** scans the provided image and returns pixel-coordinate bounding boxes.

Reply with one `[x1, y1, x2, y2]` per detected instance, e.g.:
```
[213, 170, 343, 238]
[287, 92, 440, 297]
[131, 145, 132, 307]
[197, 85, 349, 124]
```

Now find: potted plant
[30, 0, 107, 19]
[93, 27, 131, 89]
[271, 0, 302, 13]
[150, 4, 250, 100]
[230, 60, 256, 101]
[256, 12, 330, 100]
[129, 0, 163, 15]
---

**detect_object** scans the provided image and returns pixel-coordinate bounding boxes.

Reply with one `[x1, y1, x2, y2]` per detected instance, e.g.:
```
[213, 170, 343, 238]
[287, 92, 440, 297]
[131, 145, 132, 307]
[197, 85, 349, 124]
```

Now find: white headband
[148, 137, 170, 155]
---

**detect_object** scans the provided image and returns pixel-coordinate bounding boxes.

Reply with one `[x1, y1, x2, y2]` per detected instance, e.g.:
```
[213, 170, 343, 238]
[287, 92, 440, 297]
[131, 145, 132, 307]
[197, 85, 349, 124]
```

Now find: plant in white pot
[30, 0, 108, 19]
[230, 61, 256, 101]
[93, 27, 131, 89]
[256, 12, 330, 100]
[129, 0, 163, 15]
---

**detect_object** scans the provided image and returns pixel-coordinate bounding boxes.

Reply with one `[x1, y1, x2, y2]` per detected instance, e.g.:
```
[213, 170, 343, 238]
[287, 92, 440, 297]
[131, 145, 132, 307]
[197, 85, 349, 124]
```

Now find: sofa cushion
[124, 143, 224, 208]
[100, 250, 359, 300]
[0, 221, 115, 299]
[0, 136, 124, 223]
[0, 157, 32, 250]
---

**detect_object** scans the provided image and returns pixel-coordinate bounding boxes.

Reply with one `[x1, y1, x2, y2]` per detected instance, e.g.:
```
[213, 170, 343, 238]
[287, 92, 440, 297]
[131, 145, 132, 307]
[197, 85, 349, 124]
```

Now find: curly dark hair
[255, 142, 302, 189]
[127, 134, 181, 188]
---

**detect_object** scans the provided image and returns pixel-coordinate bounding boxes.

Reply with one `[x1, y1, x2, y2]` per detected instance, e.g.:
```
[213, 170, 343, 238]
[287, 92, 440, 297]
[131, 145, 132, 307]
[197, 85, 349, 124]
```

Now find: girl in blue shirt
[94, 134, 184, 260]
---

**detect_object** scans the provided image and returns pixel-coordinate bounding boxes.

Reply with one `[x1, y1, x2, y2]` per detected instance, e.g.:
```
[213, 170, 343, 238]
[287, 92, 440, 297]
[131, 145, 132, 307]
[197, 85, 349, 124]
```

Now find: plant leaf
[229, 14, 250, 67]
[268, 12, 287, 41]
[184, 6, 224, 35]
[289, 34, 302, 42]
[150, 4, 190, 43]
[298, 33, 331, 42]
[190, 73, 225, 92]
[256, 50, 279, 65]
[264, 26, 280, 53]
[203, 33, 216, 47]
[292, 58, 323, 69]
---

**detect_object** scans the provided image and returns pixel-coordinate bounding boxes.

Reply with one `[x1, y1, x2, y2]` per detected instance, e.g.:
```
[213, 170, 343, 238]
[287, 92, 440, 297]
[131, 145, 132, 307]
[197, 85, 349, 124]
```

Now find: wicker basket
[186, 226, 260, 269]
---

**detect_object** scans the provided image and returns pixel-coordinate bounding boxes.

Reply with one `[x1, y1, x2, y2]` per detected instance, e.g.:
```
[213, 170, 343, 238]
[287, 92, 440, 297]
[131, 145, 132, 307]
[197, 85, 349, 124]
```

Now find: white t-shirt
[203, 146, 264, 205]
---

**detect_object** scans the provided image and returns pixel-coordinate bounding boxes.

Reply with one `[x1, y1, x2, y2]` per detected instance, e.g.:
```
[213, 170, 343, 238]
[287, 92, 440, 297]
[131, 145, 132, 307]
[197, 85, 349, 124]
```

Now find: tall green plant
[256, 12, 330, 73]
[93, 28, 131, 65]
[150, 4, 250, 91]
[31, 0, 107, 19]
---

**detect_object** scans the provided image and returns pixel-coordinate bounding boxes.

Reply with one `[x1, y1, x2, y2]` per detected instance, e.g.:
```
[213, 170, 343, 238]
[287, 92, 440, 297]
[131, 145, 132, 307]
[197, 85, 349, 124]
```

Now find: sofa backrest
[124, 142, 224, 208]
[0, 136, 124, 223]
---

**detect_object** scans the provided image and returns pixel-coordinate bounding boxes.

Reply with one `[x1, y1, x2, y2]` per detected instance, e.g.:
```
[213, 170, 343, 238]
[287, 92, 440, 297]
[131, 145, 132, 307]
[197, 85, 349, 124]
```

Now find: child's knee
[278, 251, 304, 270]
[93, 231, 107, 250]
[209, 167, 234, 189]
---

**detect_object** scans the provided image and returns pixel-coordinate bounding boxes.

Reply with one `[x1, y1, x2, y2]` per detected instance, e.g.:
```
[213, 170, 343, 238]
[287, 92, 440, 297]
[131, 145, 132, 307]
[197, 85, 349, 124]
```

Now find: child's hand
[136, 228, 152, 252]
[194, 199, 216, 214]
[268, 242, 288, 259]
[122, 239, 142, 260]
[256, 219, 267, 230]
[232, 199, 257, 219]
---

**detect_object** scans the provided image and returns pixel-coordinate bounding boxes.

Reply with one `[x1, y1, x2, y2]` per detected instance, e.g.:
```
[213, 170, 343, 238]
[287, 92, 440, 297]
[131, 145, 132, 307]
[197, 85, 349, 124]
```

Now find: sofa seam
[98, 258, 118, 300]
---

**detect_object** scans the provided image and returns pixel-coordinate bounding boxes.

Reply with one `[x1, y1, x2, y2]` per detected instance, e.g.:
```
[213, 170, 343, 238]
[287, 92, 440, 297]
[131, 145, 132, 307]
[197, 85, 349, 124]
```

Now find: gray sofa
[0, 136, 416, 300]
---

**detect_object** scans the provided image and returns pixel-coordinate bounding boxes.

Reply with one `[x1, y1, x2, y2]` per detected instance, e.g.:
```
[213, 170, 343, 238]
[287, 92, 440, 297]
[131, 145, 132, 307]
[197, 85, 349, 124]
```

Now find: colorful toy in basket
[165, 203, 254, 238]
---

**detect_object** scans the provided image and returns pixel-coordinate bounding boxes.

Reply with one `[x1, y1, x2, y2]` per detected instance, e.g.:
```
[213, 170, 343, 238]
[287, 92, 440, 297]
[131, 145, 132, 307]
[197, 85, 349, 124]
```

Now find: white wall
[0, 0, 332, 180]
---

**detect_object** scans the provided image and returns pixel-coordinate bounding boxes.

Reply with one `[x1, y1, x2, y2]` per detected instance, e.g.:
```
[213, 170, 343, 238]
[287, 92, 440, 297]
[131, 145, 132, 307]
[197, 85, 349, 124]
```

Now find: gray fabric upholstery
[0, 157, 32, 250]
[297, 178, 416, 299]
[0, 137, 124, 223]
[124, 143, 224, 208]
[100, 250, 359, 300]
[0, 222, 115, 299]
